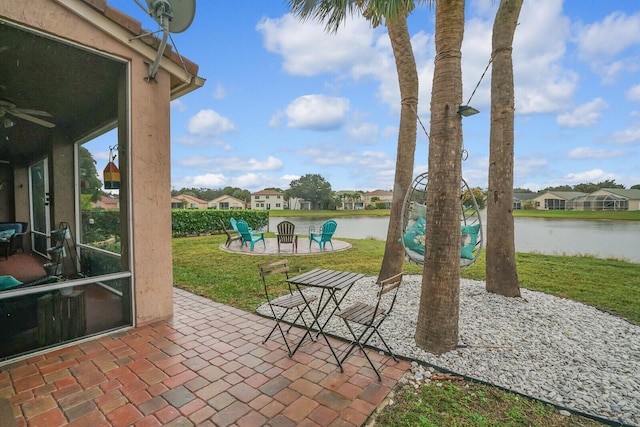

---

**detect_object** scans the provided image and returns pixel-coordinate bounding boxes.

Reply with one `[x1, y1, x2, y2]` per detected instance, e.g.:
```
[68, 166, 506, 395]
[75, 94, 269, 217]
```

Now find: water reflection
[269, 213, 640, 263]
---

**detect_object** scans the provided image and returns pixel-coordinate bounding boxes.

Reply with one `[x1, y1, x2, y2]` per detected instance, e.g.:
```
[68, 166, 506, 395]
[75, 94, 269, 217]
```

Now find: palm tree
[290, 0, 469, 354]
[287, 0, 419, 282]
[486, 0, 523, 297]
[414, 0, 466, 354]
[378, 11, 419, 282]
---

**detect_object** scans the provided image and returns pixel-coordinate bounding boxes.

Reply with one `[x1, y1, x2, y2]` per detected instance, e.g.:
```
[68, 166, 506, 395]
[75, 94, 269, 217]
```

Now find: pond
[269, 213, 640, 263]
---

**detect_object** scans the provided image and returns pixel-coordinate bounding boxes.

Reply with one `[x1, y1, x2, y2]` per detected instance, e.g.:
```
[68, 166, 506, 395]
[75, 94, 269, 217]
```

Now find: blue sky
[102, 0, 640, 193]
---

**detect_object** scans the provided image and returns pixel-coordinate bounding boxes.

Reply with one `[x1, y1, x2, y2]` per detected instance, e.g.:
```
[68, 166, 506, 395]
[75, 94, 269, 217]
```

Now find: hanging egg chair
[401, 172, 483, 268]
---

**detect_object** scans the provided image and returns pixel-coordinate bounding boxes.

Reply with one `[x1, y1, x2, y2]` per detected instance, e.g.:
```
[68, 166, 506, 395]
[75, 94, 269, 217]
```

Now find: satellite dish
[145, 0, 195, 34]
[145, 0, 196, 80]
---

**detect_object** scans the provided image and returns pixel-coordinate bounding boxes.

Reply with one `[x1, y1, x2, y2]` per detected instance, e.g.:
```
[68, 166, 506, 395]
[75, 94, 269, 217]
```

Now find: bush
[171, 210, 269, 237]
[81, 209, 269, 240]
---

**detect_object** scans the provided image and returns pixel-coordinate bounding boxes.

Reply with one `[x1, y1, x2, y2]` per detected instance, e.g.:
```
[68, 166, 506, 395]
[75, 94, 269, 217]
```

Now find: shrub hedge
[171, 209, 269, 237]
[80, 209, 269, 239]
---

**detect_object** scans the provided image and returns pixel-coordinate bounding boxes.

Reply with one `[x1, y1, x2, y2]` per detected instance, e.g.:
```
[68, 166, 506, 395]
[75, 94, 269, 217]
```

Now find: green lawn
[512, 209, 640, 221]
[173, 234, 639, 324]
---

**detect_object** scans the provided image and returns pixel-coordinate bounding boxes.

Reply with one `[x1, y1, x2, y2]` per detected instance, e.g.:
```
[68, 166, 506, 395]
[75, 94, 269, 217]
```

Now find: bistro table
[287, 268, 365, 371]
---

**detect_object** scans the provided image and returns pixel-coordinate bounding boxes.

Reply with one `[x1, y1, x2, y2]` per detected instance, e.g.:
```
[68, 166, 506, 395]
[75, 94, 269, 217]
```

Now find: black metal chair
[259, 259, 317, 356]
[337, 272, 403, 381]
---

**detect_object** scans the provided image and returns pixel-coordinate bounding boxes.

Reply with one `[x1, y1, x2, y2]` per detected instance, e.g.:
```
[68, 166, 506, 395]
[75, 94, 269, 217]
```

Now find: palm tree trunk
[415, 0, 465, 354]
[379, 16, 419, 282]
[486, 0, 523, 297]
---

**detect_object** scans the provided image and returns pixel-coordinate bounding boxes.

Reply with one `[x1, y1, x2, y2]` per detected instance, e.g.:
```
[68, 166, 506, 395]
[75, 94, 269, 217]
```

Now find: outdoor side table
[287, 268, 365, 371]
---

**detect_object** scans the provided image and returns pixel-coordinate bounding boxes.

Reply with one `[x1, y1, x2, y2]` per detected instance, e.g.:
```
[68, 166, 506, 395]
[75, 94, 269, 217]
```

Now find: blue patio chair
[236, 220, 265, 250]
[309, 220, 337, 250]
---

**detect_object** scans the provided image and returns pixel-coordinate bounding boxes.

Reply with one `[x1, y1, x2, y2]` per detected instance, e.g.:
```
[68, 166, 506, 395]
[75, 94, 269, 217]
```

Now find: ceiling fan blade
[9, 110, 56, 128]
[13, 107, 52, 117]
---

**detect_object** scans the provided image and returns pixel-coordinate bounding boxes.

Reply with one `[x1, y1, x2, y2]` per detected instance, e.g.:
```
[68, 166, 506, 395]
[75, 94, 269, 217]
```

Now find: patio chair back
[259, 259, 317, 356]
[219, 219, 242, 247]
[337, 272, 403, 380]
[236, 220, 265, 250]
[310, 220, 337, 250]
[276, 221, 297, 253]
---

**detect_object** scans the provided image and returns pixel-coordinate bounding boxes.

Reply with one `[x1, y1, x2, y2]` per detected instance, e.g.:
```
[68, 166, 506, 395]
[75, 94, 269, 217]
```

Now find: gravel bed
[256, 275, 640, 426]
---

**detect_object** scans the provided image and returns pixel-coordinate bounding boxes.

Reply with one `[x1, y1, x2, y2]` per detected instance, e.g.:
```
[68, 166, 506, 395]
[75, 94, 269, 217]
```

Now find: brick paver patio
[0, 288, 410, 426]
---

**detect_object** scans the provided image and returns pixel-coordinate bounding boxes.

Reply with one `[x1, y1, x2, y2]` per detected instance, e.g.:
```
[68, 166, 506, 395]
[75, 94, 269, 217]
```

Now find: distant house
[532, 191, 586, 210]
[335, 190, 365, 210]
[513, 193, 537, 210]
[171, 194, 208, 210]
[208, 195, 246, 210]
[569, 188, 640, 211]
[251, 189, 284, 210]
[363, 190, 393, 208]
[289, 197, 311, 210]
[92, 195, 120, 210]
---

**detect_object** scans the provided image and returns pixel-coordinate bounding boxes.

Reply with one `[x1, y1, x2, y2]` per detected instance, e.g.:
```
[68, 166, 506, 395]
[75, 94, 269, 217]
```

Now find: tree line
[170, 176, 640, 211]
[515, 180, 640, 194]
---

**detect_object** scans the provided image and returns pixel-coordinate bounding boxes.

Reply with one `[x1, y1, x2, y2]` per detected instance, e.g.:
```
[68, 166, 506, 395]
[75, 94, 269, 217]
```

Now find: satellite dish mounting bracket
[146, 0, 173, 81]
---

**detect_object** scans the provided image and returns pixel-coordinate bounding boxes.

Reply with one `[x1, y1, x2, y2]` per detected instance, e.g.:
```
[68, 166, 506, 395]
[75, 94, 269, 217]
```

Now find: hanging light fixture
[103, 145, 120, 190]
[458, 105, 480, 117]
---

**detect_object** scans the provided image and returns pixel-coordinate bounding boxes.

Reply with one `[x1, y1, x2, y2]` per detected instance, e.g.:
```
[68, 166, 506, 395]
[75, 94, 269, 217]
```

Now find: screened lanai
[569, 194, 629, 211]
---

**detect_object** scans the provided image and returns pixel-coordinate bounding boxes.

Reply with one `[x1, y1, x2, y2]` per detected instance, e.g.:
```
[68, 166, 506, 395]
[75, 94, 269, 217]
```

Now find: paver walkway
[1, 288, 410, 426]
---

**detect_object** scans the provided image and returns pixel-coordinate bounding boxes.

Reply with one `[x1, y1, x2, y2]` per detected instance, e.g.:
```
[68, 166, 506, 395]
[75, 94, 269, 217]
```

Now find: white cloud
[461, 16, 493, 108]
[174, 134, 232, 150]
[515, 156, 548, 178]
[179, 155, 283, 172]
[458, 0, 577, 115]
[627, 84, 640, 101]
[268, 110, 284, 129]
[211, 82, 227, 100]
[256, 14, 377, 77]
[511, 0, 576, 114]
[230, 156, 283, 172]
[191, 173, 227, 187]
[567, 147, 625, 159]
[170, 99, 187, 112]
[381, 125, 398, 138]
[562, 169, 617, 184]
[608, 125, 640, 145]
[574, 11, 640, 82]
[346, 122, 378, 143]
[187, 109, 236, 137]
[557, 98, 608, 128]
[232, 173, 295, 192]
[256, 13, 434, 113]
[285, 94, 349, 131]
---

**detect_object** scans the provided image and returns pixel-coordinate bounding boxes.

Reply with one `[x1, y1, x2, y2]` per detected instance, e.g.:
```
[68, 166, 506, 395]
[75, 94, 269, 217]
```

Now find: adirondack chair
[309, 220, 337, 250]
[219, 219, 242, 247]
[236, 220, 265, 250]
[276, 220, 297, 253]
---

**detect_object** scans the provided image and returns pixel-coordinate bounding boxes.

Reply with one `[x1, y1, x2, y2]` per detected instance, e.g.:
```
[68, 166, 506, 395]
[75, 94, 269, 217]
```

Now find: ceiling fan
[0, 97, 56, 129]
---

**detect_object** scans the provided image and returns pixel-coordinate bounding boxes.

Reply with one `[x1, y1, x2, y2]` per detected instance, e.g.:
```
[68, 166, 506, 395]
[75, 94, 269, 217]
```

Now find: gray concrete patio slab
[220, 237, 352, 256]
